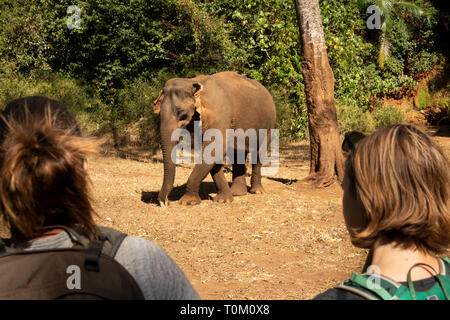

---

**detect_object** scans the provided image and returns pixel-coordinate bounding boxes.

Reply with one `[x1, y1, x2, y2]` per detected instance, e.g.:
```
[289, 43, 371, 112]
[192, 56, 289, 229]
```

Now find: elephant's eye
[178, 113, 188, 122]
[176, 107, 188, 122]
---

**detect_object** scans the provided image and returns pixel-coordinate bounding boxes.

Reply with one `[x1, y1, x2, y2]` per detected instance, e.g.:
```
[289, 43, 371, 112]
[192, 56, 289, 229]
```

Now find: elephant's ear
[152, 90, 164, 114]
[193, 83, 204, 116]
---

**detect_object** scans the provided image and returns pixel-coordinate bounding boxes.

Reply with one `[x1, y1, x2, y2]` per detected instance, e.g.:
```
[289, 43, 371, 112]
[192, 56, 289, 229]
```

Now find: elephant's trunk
[158, 120, 178, 207]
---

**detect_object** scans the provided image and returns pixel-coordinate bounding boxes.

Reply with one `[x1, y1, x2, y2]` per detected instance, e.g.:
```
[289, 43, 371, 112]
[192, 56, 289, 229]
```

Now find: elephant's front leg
[210, 164, 233, 203]
[179, 163, 215, 205]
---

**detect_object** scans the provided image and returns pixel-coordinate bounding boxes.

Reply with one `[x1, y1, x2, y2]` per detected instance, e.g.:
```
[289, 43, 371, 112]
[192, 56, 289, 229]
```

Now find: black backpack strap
[1, 225, 127, 270]
[39, 225, 103, 272]
[0, 239, 6, 255]
[69, 225, 127, 257]
[82, 227, 128, 272]
[97, 226, 128, 258]
[84, 234, 106, 272]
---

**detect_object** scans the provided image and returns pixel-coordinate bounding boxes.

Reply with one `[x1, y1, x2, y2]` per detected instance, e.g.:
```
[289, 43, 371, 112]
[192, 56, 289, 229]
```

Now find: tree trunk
[293, 0, 344, 187]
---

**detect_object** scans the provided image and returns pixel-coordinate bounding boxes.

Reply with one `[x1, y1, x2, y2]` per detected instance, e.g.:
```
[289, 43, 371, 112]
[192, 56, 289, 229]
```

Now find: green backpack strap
[406, 261, 450, 300]
[350, 272, 397, 300]
[341, 259, 450, 300]
[437, 258, 450, 300]
[338, 269, 413, 300]
[337, 272, 400, 300]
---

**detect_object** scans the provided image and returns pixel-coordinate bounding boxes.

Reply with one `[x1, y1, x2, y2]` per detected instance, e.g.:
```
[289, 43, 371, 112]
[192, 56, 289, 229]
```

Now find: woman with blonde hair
[0, 96, 199, 299]
[315, 124, 450, 300]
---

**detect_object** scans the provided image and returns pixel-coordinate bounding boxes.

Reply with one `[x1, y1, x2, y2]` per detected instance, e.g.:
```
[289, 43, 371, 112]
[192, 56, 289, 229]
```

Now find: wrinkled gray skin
[156, 71, 276, 206]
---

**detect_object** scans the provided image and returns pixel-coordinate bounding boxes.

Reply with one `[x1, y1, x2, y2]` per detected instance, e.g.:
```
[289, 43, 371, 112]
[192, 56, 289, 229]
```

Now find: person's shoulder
[114, 235, 200, 300]
[114, 235, 178, 269]
[117, 235, 165, 256]
[313, 286, 367, 300]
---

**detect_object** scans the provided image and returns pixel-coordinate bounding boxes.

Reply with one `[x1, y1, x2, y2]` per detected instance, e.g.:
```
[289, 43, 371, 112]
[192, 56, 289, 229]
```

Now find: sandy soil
[1, 125, 448, 299]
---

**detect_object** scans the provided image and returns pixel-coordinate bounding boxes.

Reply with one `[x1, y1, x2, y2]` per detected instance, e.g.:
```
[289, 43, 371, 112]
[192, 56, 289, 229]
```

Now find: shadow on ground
[433, 125, 450, 137]
[266, 177, 298, 185]
[141, 182, 218, 204]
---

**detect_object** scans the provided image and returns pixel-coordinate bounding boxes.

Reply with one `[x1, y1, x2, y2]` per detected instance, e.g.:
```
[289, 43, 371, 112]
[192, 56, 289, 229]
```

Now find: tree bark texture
[293, 0, 344, 187]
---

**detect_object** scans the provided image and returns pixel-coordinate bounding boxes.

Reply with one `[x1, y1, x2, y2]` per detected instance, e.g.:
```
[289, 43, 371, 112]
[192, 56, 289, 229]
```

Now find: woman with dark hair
[315, 124, 450, 300]
[0, 96, 199, 300]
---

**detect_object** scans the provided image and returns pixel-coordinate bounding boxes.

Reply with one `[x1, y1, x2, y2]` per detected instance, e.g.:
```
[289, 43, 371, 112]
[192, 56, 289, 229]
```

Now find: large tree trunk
[293, 0, 344, 187]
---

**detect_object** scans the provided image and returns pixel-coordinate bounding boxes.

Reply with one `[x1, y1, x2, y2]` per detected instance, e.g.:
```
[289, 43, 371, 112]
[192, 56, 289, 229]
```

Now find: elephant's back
[212, 72, 267, 94]
[203, 72, 275, 130]
[212, 72, 275, 109]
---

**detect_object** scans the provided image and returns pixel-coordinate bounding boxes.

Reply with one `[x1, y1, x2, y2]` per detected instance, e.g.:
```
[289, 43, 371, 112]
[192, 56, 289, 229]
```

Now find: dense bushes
[0, 0, 446, 147]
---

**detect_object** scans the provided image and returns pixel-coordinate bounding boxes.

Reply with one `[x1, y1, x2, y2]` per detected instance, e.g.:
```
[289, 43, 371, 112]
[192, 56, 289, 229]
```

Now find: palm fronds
[356, 0, 429, 69]
[394, 1, 424, 17]
[377, 33, 391, 69]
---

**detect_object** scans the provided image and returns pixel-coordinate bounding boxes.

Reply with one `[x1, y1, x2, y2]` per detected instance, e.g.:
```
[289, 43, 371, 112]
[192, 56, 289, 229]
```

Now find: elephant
[154, 71, 276, 206]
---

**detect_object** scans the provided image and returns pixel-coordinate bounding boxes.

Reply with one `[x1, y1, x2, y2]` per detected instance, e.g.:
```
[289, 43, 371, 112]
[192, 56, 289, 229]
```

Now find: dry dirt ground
[1, 125, 449, 300]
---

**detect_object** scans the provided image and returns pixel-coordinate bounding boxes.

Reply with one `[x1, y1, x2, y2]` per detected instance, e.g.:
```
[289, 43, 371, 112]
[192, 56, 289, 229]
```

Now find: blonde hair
[0, 97, 101, 240]
[345, 124, 450, 254]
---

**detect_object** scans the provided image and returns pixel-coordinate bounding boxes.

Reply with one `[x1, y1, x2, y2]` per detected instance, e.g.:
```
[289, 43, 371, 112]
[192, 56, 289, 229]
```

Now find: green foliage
[40, 0, 236, 96]
[408, 51, 440, 75]
[372, 104, 406, 128]
[0, 1, 50, 74]
[271, 86, 308, 140]
[323, 0, 440, 109]
[336, 104, 375, 134]
[0, 61, 107, 130]
[115, 77, 163, 146]
[426, 82, 450, 113]
[202, 0, 306, 137]
[356, 0, 434, 68]
[415, 85, 432, 110]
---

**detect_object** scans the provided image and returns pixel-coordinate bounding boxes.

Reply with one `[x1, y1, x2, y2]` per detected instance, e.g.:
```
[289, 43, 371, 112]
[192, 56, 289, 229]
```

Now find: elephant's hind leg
[250, 161, 265, 194]
[250, 133, 271, 194]
[210, 164, 233, 203]
[230, 163, 248, 196]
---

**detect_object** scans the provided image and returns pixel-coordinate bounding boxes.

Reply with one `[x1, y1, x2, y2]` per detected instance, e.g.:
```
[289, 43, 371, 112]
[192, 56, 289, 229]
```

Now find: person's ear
[83, 159, 88, 171]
